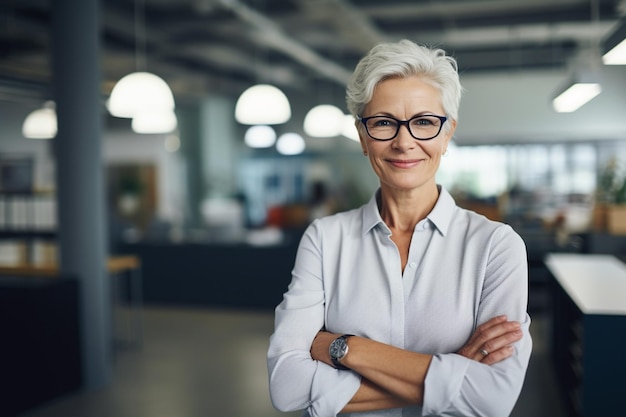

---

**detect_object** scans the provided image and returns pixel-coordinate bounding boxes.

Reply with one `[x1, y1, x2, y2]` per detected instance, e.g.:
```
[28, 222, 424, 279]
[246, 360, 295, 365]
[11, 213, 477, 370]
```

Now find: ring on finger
[479, 348, 489, 357]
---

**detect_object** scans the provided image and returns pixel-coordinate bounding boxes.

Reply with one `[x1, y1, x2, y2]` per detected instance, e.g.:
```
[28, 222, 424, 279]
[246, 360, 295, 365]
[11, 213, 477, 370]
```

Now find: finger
[470, 319, 521, 349]
[480, 345, 515, 365]
[476, 329, 523, 361]
[465, 315, 508, 345]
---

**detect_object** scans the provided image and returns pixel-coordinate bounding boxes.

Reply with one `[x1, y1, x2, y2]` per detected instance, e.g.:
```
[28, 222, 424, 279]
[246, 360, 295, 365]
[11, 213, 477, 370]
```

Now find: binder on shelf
[0, 193, 57, 232]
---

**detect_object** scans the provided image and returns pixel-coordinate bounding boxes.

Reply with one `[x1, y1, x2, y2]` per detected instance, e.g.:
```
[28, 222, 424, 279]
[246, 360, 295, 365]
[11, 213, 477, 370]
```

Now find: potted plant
[595, 157, 626, 234]
[607, 173, 626, 234]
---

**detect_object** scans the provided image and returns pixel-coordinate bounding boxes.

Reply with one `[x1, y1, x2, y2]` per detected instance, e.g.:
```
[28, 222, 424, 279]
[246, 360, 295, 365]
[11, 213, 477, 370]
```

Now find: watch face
[330, 337, 347, 360]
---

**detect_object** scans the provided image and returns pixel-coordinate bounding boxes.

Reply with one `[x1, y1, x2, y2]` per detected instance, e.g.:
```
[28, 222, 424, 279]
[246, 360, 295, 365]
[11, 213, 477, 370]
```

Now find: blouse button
[409, 261, 417, 269]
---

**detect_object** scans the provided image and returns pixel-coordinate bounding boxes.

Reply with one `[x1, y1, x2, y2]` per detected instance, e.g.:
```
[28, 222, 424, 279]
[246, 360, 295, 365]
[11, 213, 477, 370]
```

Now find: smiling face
[359, 75, 457, 195]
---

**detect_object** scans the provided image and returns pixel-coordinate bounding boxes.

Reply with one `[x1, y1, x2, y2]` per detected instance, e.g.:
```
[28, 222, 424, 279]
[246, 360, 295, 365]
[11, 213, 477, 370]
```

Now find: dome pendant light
[22, 101, 57, 139]
[132, 108, 178, 134]
[107, 0, 176, 133]
[303, 104, 344, 137]
[108, 72, 175, 118]
[235, 84, 291, 125]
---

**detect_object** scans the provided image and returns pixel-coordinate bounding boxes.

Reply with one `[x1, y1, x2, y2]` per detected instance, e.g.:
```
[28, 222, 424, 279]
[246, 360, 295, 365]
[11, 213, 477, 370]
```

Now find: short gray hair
[346, 39, 463, 125]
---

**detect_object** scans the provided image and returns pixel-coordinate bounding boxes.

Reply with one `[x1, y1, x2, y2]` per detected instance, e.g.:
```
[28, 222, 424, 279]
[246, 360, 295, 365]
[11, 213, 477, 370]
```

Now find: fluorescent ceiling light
[552, 83, 601, 113]
[235, 84, 291, 125]
[603, 38, 626, 65]
[602, 19, 626, 65]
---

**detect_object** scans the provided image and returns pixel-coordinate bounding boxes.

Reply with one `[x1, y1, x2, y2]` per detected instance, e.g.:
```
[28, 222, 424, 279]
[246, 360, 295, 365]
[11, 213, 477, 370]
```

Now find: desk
[116, 241, 299, 310]
[545, 253, 626, 417]
[0, 255, 143, 348]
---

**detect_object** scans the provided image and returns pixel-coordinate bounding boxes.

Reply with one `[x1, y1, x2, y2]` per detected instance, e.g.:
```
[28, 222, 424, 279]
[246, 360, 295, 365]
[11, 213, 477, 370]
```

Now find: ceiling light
[235, 84, 291, 125]
[22, 101, 57, 139]
[164, 134, 180, 152]
[341, 114, 360, 142]
[303, 104, 344, 137]
[603, 39, 626, 64]
[108, 72, 175, 118]
[602, 19, 626, 65]
[244, 125, 277, 148]
[552, 82, 602, 113]
[276, 133, 305, 155]
[132, 109, 178, 134]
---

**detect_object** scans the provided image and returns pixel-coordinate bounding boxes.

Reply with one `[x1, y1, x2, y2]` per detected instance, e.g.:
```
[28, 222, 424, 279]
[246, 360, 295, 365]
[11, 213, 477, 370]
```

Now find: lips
[387, 158, 422, 168]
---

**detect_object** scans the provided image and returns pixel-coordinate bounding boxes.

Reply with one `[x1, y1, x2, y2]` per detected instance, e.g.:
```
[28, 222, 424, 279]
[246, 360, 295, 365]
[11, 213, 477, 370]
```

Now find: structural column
[51, 0, 111, 388]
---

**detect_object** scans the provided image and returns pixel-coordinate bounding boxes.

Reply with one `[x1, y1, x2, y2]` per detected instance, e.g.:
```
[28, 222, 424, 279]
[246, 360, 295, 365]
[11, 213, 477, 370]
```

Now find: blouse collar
[361, 185, 456, 237]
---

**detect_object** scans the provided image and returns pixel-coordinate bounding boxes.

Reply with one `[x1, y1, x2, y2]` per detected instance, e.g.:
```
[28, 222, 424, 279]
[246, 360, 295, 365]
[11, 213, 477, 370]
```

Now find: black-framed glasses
[358, 114, 448, 141]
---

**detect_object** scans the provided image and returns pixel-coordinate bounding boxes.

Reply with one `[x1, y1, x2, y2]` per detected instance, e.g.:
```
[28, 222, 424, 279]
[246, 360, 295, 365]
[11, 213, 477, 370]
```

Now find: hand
[310, 330, 340, 367]
[456, 315, 522, 365]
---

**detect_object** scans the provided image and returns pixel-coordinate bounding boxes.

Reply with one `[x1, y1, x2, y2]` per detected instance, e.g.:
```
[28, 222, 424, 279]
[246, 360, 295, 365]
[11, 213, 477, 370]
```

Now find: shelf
[0, 230, 56, 239]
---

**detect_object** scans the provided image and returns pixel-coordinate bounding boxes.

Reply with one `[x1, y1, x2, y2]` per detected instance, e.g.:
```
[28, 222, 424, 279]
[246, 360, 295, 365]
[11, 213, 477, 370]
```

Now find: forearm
[342, 378, 413, 413]
[312, 332, 432, 406]
[311, 315, 525, 413]
[342, 336, 432, 405]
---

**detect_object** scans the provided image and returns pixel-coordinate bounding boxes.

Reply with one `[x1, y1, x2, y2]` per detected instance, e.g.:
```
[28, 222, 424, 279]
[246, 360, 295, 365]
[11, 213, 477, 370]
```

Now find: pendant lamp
[108, 72, 175, 118]
[107, 0, 176, 133]
[132, 108, 178, 134]
[276, 132, 305, 155]
[303, 104, 344, 137]
[244, 125, 277, 148]
[235, 84, 291, 125]
[22, 101, 57, 139]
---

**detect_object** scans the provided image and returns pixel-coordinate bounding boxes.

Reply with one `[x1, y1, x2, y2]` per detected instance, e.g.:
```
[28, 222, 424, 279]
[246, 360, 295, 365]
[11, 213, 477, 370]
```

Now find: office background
[1, 1, 626, 416]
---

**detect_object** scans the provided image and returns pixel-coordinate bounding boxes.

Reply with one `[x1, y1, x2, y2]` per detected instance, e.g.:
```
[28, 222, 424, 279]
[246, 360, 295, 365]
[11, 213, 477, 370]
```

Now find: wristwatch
[329, 334, 353, 370]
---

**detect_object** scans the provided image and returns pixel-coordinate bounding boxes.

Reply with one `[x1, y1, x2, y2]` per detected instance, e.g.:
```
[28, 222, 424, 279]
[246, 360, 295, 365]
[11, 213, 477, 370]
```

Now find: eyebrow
[367, 111, 441, 118]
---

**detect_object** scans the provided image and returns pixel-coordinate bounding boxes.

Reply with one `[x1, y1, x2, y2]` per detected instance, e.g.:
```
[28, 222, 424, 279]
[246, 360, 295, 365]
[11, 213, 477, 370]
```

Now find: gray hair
[346, 39, 463, 125]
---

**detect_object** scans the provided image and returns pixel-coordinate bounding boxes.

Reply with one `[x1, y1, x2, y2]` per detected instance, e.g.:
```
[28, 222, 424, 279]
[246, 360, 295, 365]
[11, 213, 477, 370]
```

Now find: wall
[457, 65, 626, 145]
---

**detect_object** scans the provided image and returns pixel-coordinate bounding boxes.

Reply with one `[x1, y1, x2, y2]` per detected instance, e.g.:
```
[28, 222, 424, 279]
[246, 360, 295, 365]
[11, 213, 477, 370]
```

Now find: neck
[378, 185, 439, 232]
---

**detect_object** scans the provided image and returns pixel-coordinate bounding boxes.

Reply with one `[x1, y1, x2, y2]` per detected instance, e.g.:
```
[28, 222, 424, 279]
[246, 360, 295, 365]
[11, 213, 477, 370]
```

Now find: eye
[412, 116, 437, 126]
[371, 117, 396, 127]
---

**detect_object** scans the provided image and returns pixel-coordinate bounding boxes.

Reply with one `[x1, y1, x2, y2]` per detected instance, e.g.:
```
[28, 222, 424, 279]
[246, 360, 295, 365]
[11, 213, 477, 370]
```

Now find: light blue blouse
[268, 186, 532, 417]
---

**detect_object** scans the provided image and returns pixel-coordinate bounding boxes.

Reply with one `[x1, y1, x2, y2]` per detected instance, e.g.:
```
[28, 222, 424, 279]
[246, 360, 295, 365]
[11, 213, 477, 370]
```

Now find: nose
[392, 122, 416, 150]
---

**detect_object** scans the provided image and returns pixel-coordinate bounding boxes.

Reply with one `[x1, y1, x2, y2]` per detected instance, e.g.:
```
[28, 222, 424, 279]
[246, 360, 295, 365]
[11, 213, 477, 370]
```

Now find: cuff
[422, 353, 469, 415]
[309, 362, 361, 417]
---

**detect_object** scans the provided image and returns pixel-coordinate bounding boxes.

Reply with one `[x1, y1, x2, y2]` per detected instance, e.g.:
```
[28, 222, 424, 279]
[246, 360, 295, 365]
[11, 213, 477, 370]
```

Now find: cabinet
[0, 276, 81, 417]
[545, 254, 626, 417]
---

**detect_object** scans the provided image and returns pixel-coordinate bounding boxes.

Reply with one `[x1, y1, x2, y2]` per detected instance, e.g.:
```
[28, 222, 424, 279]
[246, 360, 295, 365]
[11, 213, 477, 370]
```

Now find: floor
[17, 306, 565, 417]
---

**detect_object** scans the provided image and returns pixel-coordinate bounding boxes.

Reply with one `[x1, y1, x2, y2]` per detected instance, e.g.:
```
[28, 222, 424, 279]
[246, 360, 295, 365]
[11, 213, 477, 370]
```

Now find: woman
[267, 39, 532, 417]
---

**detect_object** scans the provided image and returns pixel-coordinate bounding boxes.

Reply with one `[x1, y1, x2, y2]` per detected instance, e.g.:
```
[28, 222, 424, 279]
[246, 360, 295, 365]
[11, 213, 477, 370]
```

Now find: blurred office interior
[1, 1, 626, 416]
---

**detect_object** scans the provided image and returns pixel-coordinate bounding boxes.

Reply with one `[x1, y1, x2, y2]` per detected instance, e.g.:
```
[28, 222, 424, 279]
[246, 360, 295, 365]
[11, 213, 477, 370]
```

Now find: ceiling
[1, 0, 625, 112]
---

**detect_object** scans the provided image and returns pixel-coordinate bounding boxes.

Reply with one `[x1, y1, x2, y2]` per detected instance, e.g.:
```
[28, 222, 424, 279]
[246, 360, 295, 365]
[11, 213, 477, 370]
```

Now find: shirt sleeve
[267, 221, 361, 416]
[422, 224, 533, 417]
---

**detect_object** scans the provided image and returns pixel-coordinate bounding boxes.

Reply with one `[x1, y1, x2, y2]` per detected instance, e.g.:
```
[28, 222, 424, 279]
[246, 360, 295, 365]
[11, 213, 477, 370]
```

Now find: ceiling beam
[217, 0, 353, 85]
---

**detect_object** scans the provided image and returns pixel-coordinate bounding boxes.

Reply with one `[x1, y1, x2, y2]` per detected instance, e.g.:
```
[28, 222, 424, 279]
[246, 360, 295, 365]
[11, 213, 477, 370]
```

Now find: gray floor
[18, 307, 565, 417]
